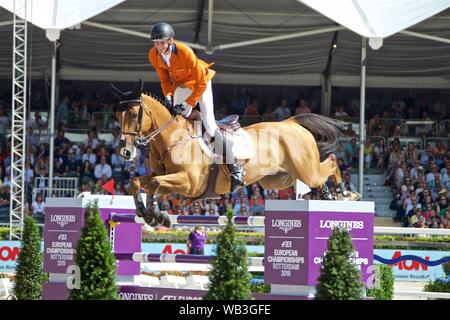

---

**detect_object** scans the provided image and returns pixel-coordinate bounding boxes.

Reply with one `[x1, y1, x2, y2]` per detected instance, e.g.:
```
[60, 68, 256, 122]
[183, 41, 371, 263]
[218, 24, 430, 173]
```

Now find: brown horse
[113, 83, 360, 226]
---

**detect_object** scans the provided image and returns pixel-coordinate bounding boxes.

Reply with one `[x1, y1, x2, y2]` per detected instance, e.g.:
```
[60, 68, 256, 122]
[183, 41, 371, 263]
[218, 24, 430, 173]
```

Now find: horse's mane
[142, 92, 171, 109]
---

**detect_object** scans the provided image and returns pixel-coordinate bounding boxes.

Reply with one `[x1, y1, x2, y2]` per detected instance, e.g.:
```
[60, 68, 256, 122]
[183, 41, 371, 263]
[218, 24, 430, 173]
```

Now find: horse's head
[111, 79, 148, 161]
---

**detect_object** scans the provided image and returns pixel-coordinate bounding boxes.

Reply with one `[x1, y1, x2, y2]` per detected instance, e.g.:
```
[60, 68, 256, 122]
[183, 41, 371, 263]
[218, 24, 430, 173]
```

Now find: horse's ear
[136, 79, 144, 96]
[110, 84, 124, 100]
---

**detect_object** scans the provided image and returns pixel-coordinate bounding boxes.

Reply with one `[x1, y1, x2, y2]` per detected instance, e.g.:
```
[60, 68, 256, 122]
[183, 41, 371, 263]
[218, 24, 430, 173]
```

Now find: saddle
[187, 110, 242, 200]
[188, 110, 241, 132]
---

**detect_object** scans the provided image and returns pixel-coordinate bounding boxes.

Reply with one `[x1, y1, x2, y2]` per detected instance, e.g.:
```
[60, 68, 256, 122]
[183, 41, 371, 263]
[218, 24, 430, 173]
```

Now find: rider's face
[153, 39, 171, 54]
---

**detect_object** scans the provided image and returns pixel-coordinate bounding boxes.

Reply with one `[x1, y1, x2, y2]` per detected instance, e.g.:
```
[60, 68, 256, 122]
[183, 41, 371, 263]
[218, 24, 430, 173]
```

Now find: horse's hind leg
[328, 154, 361, 201]
[289, 153, 340, 200]
[131, 176, 155, 218]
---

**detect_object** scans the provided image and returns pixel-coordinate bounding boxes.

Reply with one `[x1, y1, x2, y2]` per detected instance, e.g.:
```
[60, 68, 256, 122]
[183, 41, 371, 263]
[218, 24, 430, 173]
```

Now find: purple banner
[264, 211, 308, 285]
[308, 211, 374, 285]
[264, 206, 373, 287]
[118, 286, 310, 300]
[99, 208, 141, 276]
[43, 207, 84, 273]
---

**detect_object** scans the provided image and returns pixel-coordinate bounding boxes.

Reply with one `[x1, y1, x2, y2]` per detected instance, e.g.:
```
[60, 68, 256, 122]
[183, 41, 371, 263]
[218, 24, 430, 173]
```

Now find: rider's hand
[164, 95, 172, 107]
[173, 101, 193, 118]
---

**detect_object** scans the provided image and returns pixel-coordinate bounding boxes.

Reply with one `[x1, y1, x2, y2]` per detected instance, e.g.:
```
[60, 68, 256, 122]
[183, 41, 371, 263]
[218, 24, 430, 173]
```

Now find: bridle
[117, 97, 176, 147]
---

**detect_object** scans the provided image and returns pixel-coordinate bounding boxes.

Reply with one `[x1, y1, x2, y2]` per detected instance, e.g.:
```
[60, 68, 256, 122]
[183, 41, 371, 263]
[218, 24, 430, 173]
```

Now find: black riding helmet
[150, 22, 175, 41]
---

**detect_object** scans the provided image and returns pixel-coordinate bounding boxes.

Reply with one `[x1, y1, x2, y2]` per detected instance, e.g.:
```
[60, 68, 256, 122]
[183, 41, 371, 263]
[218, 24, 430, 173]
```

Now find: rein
[118, 97, 176, 147]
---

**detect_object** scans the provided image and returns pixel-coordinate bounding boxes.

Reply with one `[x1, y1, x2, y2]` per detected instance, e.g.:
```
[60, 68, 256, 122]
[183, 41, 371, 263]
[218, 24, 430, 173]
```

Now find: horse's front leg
[131, 175, 157, 218]
[143, 172, 191, 227]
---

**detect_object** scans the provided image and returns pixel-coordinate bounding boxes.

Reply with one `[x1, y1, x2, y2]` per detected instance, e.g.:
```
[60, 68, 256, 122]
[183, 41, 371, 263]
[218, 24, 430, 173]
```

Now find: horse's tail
[288, 113, 345, 160]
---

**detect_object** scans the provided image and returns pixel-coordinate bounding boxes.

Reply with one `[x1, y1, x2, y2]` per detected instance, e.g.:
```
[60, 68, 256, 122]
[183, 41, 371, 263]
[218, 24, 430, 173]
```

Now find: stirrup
[228, 164, 245, 191]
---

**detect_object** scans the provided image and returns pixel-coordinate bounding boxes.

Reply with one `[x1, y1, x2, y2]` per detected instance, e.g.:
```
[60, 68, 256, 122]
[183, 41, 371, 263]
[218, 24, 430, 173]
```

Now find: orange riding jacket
[148, 41, 216, 107]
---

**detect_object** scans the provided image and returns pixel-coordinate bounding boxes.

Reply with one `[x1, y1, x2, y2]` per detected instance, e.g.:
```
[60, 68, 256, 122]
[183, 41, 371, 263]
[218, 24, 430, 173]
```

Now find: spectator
[419, 144, 433, 168]
[374, 138, 387, 169]
[368, 113, 382, 135]
[295, 99, 311, 115]
[31, 193, 45, 221]
[94, 156, 112, 180]
[186, 226, 207, 255]
[249, 192, 265, 216]
[81, 146, 97, 166]
[261, 105, 276, 121]
[27, 111, 46, 131]
[272, 98, 291, 121]
[24, 161, 34, 186]
[333, 105, 349, 120]
[344, 137, 358, 166]
[58, 95, 70, 123]
[391, 192, 405, 222]
[404, 142, 418, 167]
[54, 129, 71, 149]
[335, 142, 346, 162]
[190, 200, 204, 215]
[108, 127, 121, 151]
[243, 98, 259, 116]
[440, 209, 450, 228]
[343, 173, 357, 192]
[80, 160, 95, 184]
[408, 207, 426, 228]
[25, 145, 35, 168]
[26, 127, 40, 148]
[84, 130, 100, 150]
[111, 147, 125, 181]
[363, 137, 375, 169]
[343, 124, 356, 137]
[65, 151, 81, 177]
[410, 159, 423, 184]
[36, 143, 49, 160]
[437, 191, 448, 217]
[234, 195, 250, 215]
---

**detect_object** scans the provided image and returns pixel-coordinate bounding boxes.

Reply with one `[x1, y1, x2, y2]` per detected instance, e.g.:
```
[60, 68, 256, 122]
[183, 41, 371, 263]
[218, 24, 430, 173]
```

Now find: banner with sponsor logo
[374, 249, 448, 281]
[1, 241, 447, 281]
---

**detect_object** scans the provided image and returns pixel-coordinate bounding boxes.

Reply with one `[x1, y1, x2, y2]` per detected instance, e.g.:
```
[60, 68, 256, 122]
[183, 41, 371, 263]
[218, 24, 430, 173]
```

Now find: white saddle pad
[194, 122, 254, 160]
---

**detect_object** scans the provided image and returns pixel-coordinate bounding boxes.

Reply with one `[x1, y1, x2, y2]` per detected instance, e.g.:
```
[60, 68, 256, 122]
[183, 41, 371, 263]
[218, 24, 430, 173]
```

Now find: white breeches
[173, 80, 218, 137]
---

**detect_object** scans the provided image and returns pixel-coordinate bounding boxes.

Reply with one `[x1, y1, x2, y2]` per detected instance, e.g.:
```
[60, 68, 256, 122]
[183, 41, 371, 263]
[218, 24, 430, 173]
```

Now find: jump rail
[115, 252, 264, 266]
[109, 213, 450, 236]
[109, 213, 265, 226]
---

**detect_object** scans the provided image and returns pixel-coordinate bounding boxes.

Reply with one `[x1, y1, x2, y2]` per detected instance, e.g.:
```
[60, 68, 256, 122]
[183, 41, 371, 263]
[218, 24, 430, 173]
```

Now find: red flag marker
[102, 178, 115, 195]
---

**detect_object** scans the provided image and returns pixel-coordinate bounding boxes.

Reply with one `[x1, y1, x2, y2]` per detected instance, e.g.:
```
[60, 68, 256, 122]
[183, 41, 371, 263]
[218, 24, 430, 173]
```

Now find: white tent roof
[299, 0, 450, 38]
[0, 0, 125, 29]
[0, 0, 449, 87]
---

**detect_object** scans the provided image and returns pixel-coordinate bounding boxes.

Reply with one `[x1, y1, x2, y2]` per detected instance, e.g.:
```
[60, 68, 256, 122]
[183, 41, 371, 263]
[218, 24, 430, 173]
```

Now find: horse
[112, 81, 360, 227]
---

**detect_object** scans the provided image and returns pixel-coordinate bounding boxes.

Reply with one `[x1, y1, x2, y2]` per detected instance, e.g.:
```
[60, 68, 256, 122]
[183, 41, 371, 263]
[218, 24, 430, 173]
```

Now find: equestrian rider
[148, 22, 244, 192]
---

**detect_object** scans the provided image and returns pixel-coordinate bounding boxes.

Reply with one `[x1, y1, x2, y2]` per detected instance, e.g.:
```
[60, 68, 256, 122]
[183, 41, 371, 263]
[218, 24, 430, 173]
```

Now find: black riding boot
[228, 162, 245, 192]
[320, 183, 335, 200]
[214, 130, 245, 192]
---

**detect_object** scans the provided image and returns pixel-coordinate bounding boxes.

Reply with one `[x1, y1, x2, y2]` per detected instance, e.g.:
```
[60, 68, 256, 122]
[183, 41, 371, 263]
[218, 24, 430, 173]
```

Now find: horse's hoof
[337, 192, 361, 201]
[349, 192, 361, 201]
[142, 212, 154, 225]
[135, 203, 145, 218]
[156, 212, 172, 228]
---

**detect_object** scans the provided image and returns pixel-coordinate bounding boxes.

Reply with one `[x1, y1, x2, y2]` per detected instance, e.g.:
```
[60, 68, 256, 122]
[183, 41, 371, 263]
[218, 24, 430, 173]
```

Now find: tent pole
[358, 37, 367, 199]
[48, 41, 57, 197]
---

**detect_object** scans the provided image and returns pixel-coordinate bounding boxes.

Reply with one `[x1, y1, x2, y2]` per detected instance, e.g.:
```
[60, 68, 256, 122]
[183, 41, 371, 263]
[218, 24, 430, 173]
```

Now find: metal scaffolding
[9, 0, 27, 240]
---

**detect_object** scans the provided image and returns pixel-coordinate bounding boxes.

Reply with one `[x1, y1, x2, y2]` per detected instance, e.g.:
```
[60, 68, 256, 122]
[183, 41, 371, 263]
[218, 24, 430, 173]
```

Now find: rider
[148, 22, 244, 192]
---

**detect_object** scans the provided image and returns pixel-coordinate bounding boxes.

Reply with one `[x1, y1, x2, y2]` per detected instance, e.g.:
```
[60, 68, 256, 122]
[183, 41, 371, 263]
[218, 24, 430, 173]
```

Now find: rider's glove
[164, 95, 172, 107]
[173, 101, 193, 118]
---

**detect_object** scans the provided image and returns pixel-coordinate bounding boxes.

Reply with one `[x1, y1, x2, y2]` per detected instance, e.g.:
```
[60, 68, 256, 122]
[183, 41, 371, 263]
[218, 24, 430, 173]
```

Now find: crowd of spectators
[0, 89, 448, 228]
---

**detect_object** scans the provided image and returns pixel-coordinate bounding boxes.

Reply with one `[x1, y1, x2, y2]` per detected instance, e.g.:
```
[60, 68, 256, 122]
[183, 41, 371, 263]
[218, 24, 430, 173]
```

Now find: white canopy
[0, 0, 449, 87]
[0, 0, 125, 30]
[299, 0, 450, 38]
